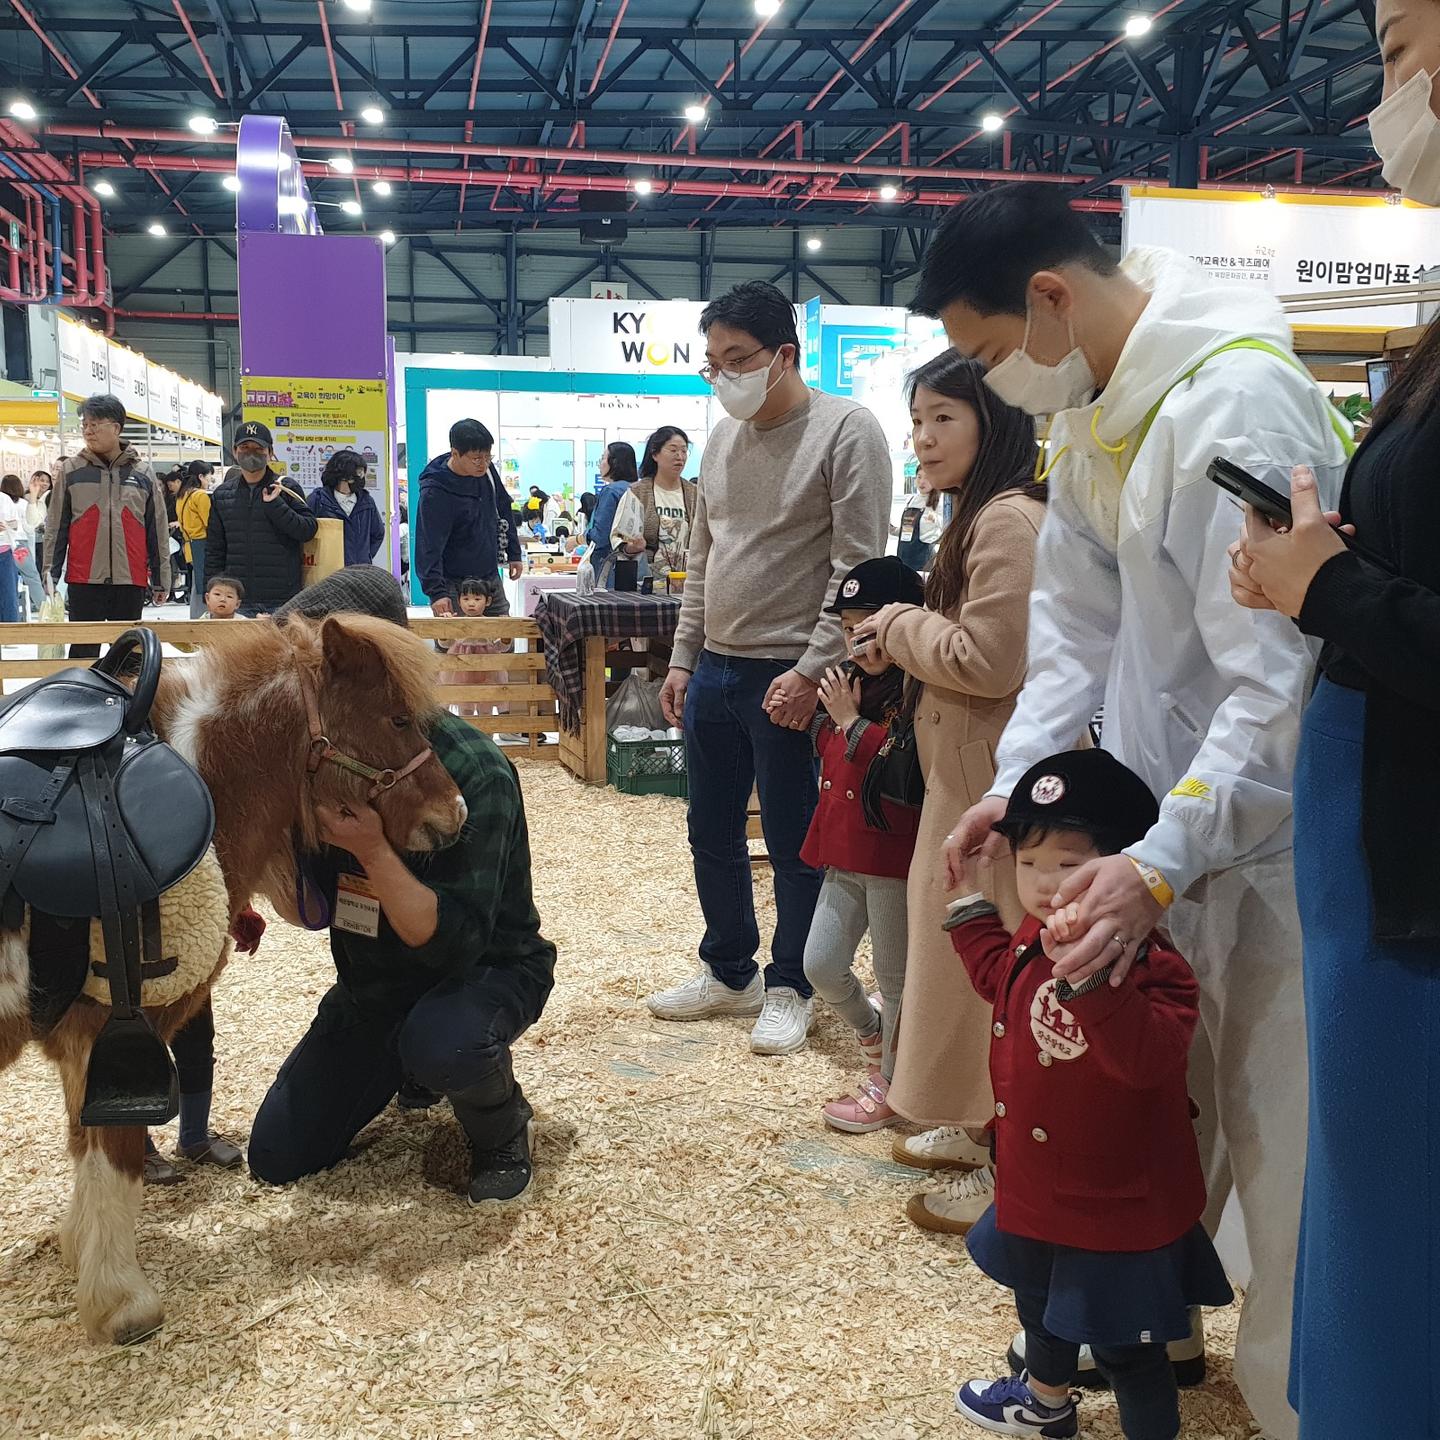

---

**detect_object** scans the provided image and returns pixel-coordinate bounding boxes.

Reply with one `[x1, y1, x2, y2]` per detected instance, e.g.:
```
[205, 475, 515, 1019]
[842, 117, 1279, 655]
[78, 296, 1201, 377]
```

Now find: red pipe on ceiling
[48, 122, 1100, 188]
[171, 0, 225, 101]
[587, 0, 628, 96]
[315, 0, 345, 111]
[7, 0, 102, 107]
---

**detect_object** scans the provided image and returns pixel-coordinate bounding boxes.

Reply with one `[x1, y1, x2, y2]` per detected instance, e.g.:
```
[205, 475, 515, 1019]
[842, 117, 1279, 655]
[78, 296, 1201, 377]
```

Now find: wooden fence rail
[0, 617, 561, 762]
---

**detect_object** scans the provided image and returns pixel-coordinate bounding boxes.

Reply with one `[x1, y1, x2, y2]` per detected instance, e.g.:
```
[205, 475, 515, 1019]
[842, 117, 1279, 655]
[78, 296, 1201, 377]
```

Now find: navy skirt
[1290, 679, 1440, 1437]
[967, 1206, 1232, 1349]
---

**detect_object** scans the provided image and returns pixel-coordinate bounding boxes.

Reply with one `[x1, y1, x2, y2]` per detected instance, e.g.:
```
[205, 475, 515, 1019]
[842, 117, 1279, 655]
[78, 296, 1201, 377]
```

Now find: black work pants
[1015, 1290, 1179, 1440]
[248, 962, 551, 1186]
[66, 581, 146, 659]
[169, 996, 215, 1095]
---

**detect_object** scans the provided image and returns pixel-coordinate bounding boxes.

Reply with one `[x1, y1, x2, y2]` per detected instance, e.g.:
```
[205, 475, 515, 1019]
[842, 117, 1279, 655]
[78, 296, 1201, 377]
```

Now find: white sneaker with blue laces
[954, 1373, 1079, 1438]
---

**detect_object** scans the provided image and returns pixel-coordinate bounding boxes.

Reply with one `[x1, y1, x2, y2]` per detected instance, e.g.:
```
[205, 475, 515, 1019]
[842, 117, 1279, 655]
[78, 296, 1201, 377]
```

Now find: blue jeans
[683, 650, 821, 996]
[188, 538, 207, 618]
[0, 549, 19, 623]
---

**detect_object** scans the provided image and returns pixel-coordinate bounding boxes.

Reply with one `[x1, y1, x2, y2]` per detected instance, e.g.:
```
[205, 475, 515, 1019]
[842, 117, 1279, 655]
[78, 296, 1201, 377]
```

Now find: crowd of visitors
[20, 22, 1438, 1434]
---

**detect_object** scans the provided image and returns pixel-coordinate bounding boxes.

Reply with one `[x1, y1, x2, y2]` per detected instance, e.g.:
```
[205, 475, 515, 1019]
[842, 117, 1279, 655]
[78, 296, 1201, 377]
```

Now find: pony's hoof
[84, 1285, 164, 1347]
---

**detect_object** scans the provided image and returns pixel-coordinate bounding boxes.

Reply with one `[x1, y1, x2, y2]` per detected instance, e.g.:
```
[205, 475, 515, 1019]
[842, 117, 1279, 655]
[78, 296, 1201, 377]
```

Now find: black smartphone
[1207, 456, 1292, 528]
[1207, 455, 1393, 571]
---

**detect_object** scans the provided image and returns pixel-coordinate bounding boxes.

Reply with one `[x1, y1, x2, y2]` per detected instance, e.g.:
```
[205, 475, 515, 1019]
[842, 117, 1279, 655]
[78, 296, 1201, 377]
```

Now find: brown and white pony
[1, 614, 466, 1345]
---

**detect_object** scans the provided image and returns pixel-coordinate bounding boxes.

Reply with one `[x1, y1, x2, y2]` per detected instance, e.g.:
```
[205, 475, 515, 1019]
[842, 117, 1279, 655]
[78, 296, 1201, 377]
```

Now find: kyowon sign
[548, 298, 708, 373]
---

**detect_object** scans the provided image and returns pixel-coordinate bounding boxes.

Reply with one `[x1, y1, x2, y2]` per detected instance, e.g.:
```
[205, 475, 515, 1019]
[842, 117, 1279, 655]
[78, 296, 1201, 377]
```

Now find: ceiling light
[91, 179, 116, 198]
[683, 103, 707, 124]
[805, 236, 822, 252]
[8, 99, 36, 122]
[329, 154, 355, 174]
[341, 199, 363, 216]
[360, 104, 384, 125]
[222, 175, 241, 193]
[147, 221, 167, 236]
[341, 0, 372, 12]
[379, 229, 397, 245]
[980, 112, 1004, 133]
[754, 0, 781, 15]
[188, 113, 218, 135]
[878, 183, 898, 202]
[1124, 14, 1153, 38]
[278, 195, 309, 216]
[1263, 183, 1277, 200]
[633, 178, 654, 196]
[372, 179, 392, 196]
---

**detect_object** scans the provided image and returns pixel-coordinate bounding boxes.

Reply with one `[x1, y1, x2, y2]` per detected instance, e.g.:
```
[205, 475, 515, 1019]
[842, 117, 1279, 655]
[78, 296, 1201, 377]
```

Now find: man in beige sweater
[649, 281, 891, 1055]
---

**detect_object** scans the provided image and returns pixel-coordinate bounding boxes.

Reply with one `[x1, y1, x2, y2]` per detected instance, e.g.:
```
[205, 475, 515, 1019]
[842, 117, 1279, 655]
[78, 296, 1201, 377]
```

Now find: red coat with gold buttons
[799, 719, 919, 881]
[950, 911, 1206, 1253]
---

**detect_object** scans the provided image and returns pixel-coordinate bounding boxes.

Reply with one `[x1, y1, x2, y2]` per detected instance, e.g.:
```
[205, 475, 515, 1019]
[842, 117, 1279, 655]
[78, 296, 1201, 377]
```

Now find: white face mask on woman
[1371, 65, 1440, 205]
[711, 352, 783, 420]
[982, 303, 1096, 416]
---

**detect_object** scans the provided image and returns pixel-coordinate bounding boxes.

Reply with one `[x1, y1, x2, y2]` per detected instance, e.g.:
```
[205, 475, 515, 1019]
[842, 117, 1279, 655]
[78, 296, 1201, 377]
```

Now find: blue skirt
[1290, 679, 1440, 1437]
[967, 1206, 1232, 1349]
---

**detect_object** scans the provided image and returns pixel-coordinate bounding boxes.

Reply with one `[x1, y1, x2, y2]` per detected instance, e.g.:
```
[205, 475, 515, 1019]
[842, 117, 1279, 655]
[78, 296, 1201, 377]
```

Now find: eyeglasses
[699, 345, 769, 384]
[80, 417, 119, 430]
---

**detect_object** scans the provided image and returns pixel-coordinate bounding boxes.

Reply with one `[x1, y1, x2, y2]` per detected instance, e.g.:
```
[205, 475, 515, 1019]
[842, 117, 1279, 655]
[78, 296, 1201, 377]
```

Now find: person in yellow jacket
[175, 461, 215, 617]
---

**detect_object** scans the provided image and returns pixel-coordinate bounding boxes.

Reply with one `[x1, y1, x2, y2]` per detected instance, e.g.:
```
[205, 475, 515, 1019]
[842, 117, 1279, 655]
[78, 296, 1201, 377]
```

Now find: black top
[1300, 405, 1440, 941]
[205, 474, 319, 612]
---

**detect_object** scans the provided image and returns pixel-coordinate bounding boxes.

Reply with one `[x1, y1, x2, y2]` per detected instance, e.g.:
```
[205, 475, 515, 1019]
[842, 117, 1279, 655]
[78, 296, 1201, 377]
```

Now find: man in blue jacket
[414, 418, 522, 616]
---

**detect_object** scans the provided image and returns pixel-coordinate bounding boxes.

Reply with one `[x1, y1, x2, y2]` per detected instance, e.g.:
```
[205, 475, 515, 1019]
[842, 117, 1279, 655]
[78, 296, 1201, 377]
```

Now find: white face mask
[1371, 65, 1440, 206]
[982, 304, 1096, 417]
[711, 351, 784, 420]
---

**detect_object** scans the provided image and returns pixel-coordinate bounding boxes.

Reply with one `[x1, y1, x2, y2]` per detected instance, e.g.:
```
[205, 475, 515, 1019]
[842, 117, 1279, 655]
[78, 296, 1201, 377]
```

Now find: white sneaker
[645, 969, 764, 1021]
[749, 987, 815, 1055]
[905, 1164, 995, 1236]
[892, 1124, 992, 1172]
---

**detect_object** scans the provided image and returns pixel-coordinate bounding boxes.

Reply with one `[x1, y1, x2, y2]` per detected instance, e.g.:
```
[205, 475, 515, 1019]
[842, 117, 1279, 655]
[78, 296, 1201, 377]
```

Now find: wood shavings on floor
[0, 762, 1258, 1440]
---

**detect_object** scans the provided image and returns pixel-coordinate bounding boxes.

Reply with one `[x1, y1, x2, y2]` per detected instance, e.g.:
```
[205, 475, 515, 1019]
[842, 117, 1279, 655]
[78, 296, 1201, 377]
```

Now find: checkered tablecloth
[534, 590, 681, 734]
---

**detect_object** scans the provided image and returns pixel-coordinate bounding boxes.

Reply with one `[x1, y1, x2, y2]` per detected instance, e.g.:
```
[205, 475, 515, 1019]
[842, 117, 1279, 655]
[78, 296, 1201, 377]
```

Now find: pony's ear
[319, 616, 388, 687]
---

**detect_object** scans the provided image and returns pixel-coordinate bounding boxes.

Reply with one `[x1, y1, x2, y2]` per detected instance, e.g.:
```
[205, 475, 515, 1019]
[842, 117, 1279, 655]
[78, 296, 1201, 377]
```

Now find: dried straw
[0, 763, 1255, 1439]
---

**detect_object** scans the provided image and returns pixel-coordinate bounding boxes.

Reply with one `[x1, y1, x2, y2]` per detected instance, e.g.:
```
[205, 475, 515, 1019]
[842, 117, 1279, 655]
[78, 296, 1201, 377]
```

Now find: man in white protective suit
[921, 185, 1352, 1440]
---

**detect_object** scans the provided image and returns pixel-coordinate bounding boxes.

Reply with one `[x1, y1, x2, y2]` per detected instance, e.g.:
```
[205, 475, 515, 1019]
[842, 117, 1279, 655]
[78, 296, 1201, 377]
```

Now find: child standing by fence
[944, 749, 1231, 1440]
[438, 577, 509, 722]
[800, 557, 924, 1128]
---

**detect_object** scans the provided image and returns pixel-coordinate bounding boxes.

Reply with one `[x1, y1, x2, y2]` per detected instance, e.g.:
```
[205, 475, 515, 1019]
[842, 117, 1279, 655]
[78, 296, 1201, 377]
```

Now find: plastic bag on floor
[606, 671, 666, 732]
[37, 590, 65, 660]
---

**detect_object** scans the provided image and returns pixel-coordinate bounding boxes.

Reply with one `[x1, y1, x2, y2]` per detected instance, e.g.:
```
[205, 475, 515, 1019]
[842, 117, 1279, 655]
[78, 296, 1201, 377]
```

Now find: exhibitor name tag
[334, 871, 381, 938]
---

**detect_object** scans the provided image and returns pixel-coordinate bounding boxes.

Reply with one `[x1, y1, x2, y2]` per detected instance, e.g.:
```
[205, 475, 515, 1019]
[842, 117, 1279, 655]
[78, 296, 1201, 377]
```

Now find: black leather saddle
[0, 630, 215, 1125]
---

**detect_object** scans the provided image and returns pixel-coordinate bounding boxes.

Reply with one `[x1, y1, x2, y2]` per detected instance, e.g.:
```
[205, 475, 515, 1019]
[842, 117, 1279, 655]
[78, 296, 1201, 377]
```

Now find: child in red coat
[946, 749, 1231, 1440]
[799, 557, 924, 1134]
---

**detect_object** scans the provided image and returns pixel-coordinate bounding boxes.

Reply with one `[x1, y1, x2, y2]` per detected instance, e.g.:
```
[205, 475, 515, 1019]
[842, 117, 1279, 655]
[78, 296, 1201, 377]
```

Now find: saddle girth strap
[77, 751, 146, 1020]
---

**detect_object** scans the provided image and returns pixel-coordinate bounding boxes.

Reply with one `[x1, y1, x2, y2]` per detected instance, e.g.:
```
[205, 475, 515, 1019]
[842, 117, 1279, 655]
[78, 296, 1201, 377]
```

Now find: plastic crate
[606, 732, 688, 798]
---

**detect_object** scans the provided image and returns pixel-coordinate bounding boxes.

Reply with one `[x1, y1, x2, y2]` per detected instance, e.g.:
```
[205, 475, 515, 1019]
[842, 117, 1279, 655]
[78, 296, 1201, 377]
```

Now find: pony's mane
[280, 613, 440, 718]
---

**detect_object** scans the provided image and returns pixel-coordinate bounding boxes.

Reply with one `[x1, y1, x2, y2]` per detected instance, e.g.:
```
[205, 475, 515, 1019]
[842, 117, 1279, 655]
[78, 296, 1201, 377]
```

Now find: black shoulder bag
[860, 679, 924, 830]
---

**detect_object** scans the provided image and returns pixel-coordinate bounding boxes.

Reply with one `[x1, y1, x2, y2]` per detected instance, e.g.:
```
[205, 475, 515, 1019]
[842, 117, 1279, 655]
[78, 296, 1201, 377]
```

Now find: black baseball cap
[994, 749, 1160, 853]
[234, 420, 273, 448]
[825, 556, 925, 615]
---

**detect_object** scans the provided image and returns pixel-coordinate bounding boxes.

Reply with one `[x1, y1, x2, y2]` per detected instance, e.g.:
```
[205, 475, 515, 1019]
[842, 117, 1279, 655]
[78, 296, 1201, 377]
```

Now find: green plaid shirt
[322, 712, 556, 1013]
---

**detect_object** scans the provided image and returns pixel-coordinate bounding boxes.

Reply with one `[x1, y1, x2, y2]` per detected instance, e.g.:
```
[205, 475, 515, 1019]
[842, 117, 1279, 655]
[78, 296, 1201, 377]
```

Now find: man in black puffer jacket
[207, 420, 319, 613]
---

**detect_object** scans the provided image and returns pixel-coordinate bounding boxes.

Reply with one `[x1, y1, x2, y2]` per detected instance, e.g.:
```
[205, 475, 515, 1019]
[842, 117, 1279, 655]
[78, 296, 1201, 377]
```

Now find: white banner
[1122, 186, 1440, 327]
[548, 298, 707, 374]
[200, 391, 223, 445]
[58, 315, 110, 400]
[106, 342, 148, 421]
[147, 363, 181, 432]
[177, 380, 203, 437]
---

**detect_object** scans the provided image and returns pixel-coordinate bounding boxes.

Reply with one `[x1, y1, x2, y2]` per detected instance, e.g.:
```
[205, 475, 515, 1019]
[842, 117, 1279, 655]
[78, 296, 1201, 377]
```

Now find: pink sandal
[822, 1072, 899, 1134]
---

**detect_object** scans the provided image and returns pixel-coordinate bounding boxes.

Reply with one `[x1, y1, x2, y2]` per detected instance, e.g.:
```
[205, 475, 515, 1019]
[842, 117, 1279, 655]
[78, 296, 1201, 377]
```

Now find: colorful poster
[240, 375, 388, 495]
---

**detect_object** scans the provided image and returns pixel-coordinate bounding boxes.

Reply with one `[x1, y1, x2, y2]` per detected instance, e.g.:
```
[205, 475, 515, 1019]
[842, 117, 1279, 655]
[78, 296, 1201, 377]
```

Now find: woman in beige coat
[852, 351, 1044, 1236]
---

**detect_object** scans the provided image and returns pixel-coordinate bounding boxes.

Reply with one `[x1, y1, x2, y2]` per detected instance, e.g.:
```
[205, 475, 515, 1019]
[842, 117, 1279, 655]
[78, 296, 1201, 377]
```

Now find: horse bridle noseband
[297, 669, 435, 800]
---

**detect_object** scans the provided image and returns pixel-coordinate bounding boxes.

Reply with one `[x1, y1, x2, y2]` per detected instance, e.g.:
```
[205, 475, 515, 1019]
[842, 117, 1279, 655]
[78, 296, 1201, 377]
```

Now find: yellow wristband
[1128, 857, 1175, 910]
